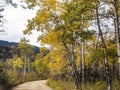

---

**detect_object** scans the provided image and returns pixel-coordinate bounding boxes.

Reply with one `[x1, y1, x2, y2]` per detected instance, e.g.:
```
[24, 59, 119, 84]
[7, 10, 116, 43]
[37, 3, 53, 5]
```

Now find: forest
[0, 0, 120, 90]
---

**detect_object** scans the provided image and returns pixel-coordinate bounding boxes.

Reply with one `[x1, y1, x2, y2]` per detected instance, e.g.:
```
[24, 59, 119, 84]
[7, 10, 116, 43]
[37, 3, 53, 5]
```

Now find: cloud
[0, 0, 40, 46]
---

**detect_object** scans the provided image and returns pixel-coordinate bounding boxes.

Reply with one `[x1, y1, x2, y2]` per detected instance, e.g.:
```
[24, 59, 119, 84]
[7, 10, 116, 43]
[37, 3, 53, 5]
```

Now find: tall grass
[47, 79, 120, 90]
[47, 79, 76, 90]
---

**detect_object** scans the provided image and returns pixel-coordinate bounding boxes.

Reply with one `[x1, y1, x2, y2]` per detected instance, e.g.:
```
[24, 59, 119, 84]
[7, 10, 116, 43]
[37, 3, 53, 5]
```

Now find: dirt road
[11, 80, 53, 90]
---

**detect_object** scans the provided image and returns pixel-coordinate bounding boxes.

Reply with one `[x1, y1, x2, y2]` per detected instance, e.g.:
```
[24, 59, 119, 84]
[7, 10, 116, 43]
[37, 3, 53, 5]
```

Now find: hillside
[0, 40, 40, 61]
[0, 40, 18, 47]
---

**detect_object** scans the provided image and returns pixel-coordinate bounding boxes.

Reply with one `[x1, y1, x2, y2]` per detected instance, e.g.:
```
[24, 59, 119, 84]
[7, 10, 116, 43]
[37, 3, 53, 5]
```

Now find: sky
[0, 0, 40, 46]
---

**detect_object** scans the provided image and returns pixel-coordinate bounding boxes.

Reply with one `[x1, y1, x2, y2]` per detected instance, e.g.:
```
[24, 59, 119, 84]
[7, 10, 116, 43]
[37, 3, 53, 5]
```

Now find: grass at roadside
[47, 79, 120, 90]
[47, 79, 76, 90]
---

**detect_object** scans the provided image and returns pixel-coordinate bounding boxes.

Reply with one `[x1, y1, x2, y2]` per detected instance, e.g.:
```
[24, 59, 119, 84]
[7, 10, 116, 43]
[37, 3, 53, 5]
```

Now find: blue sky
[0, 0, 40, 46]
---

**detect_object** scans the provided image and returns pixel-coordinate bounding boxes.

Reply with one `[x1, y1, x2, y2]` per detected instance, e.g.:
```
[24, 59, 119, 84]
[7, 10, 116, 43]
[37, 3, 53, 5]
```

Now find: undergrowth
[47, 79, 120, 90]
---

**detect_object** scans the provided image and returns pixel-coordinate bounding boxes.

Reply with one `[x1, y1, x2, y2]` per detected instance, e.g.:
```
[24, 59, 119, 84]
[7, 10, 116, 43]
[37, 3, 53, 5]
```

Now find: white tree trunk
[81, 42, 85, 85]
[27, 57, 30, 72]
[23, 55, 27, 77]
[112, 0, 120, 80]
[95, 0, 111, 90]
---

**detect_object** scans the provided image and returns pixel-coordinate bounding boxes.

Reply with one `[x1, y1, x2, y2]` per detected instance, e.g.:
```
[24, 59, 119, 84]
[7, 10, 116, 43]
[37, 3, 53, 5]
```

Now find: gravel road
[11, 80, 53, 90]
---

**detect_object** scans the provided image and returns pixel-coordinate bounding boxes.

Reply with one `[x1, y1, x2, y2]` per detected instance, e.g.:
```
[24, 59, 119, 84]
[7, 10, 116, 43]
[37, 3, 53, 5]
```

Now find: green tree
[18, 37, 34, 77]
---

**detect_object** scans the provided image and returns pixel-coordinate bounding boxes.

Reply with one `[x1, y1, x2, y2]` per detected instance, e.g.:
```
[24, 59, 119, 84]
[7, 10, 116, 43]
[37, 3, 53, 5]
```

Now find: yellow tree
[31, 47, 50, 79]
[22, 0, 95, 89]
